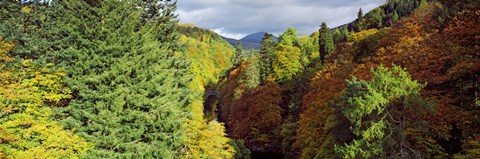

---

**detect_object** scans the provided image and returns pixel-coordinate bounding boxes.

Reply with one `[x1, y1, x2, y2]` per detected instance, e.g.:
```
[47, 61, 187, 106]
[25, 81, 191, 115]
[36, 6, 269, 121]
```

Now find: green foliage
[435, 0, 479, 25]
[233, 42, 244, 67]
[299, 33, 319, 67]
[332, 29, 343, 43]
[258, 33, 277, 82]
[355, 8, 365, 31]
[336, 65, 426, 158]
[278, 28, 300, 46]
[366, 8, 385, 28]
[272, 28, 304, 82]
[420, 0, 427, 7]
[281, 122, 299, 159]
[244, 56, 261, 89]
[3, 1, 477, 159]
[0, 1, 49, 59]
[178, 24, 234, 89]
[228, 139, 251, 159]
[39, 0, 192, 158]
[318, 22, 334, 64]
[272, 44, 303, 82]
[339, 0, 427, 33]
[341, 27, 350, 41]
[392, 11, 400, 22]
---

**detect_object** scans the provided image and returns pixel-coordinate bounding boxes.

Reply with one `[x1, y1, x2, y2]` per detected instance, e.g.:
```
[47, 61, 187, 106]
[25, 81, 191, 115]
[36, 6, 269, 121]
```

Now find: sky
[177, 0, 386, 39]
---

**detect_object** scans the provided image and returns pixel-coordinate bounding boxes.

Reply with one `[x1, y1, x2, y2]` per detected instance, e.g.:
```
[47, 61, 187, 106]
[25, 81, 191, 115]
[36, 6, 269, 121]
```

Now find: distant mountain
[240, 32, 271, 44]
[221, 32, 278, 50]
[222, 36, 241, 47]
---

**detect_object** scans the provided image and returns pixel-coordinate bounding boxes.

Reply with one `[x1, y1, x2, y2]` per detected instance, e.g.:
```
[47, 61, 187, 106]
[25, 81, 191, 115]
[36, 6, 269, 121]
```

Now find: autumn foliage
[1, 0, 477, 158]
[0, 37, 90, 158]
[290, 2, 480, 158]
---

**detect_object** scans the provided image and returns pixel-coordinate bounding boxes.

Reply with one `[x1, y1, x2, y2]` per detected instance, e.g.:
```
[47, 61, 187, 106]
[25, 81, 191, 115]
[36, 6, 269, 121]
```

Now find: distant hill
[332, 0, 426, 33]
[177, 24, 235, 84]
[221, 32, 278, 50]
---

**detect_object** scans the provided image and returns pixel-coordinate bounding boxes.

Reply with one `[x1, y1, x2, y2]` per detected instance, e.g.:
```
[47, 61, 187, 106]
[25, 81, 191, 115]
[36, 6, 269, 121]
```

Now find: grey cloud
[177, 0, 385, 39]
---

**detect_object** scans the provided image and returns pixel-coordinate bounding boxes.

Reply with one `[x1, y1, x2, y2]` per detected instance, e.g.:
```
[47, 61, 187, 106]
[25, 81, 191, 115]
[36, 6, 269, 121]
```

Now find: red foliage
[294, 63, 353, 158]
[361, 2, 479, 149]
[245, 81, 283, 133]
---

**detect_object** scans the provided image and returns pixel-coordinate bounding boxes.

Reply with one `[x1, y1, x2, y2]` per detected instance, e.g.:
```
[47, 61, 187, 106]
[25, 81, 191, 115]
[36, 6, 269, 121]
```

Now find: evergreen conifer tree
[0, 0, 50, 59]
[355, 8, 365, 31]
[233, 42, 244, 67]
[46, 0, 192, 158]
[318, 22, 334, 65]
[258, 33, 277, 82]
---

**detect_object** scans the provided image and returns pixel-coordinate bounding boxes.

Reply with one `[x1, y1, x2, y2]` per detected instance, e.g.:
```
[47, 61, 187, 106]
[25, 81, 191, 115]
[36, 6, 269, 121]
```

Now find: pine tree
[318, 22, 334, 65]
[369, 8, 385, 28]
[355, 8, 365, 31]
[258, 33, 277, 82]
[342, 27, 350, 41]
[332, 28, 343, 43]
[46, 0, 192, 158]
[0, 0, 50, 59]
[233, 42, 244, 67]
[244, 56, 261, 89]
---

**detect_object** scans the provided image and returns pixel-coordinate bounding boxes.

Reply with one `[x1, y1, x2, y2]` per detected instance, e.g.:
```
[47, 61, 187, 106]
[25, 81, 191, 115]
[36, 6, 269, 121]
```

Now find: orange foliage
[246, 81, 283, 133]
[294, 63, 353, 158]
[218, 61, 248, 124]
[228, 80, 283, 140]
[294, 2, 479, 157]
[220, 62, 283, 152]
[358, 2, 479, 152]
[370, 4, 450, 85]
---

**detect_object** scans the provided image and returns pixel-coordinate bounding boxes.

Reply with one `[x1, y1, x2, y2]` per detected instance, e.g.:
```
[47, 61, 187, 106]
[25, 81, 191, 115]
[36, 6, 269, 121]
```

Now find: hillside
[217, 0, 479, 158]
[0, 0, 478, 159]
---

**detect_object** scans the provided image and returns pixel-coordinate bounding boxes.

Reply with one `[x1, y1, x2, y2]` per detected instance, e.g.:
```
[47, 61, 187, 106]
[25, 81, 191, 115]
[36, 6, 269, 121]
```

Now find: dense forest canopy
[0, 0, 478, 159]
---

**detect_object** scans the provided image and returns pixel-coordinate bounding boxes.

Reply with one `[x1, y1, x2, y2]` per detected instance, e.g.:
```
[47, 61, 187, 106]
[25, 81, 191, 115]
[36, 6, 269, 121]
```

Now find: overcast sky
[177, 0, 386, 39]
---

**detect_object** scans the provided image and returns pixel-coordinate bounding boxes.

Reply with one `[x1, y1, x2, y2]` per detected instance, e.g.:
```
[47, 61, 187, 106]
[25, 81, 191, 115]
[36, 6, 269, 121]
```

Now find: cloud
[177, 0, 385, 39]
[211, 28, 247, 40]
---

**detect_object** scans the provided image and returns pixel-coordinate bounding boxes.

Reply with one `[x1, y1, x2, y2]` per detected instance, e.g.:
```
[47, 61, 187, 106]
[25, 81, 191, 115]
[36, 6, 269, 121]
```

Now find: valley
[0, 0, 478, 159]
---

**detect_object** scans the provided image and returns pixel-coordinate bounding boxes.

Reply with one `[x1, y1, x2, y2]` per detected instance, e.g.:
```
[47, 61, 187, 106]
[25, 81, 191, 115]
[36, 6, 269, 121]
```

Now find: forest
[0, 0, 478, 159]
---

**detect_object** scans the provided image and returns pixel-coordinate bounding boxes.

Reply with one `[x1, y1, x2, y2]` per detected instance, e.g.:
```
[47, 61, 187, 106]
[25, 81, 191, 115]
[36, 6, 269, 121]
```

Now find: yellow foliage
[179, 31, 234, 86]
[272, 44, 303, 82]
[0, 40, 91, 158]
[20, 6, 33, 13]
[348, 28, 378, 43]
[180, 29, 237, 158]
[0, 36, 15, 63]
[182, 100, 235, 159]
